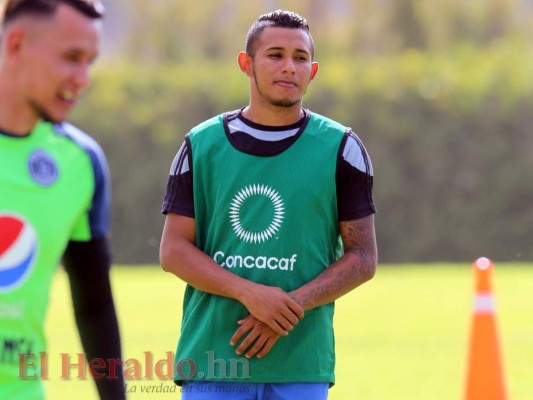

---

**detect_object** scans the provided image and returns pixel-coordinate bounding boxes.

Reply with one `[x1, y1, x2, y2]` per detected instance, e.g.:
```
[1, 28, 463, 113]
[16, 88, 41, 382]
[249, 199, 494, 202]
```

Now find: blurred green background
[68, 0, 533, 265]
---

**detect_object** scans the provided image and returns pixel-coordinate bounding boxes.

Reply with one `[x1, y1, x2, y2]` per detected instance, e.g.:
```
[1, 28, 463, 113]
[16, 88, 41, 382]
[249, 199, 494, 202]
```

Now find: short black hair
[245, 9, 314, 58]
[1, 0, 104, 26]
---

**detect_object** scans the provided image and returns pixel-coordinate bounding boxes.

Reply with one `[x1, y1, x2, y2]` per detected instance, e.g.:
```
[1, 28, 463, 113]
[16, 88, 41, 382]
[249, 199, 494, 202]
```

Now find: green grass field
[43, 263, 532, 399]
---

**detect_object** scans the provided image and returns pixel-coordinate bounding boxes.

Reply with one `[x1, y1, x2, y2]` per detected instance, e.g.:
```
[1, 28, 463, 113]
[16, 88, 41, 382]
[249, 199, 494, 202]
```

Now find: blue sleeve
[55, 123, 111, 239]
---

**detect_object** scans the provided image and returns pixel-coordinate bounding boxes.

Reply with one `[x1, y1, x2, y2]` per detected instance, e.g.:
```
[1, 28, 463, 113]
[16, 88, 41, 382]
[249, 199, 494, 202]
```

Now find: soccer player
[160, 10, 377, 400]
[0, 1, 124, 399]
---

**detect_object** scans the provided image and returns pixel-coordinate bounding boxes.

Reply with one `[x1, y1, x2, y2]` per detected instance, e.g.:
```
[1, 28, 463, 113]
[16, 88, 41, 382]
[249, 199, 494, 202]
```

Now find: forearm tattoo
[295, 215, 377, 309]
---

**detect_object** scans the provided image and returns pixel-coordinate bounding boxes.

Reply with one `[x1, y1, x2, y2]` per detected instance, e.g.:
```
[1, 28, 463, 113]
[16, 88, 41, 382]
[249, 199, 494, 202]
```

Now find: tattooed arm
[230, 214, 377, 358]
[289, 214, 377, 311]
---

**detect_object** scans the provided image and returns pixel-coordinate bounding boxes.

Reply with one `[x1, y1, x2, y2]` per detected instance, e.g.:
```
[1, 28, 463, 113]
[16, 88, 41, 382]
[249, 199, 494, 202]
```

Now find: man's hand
[230, 315, 281, 359]
[238, 284, 304, 336]
[161, 214, 303, 335]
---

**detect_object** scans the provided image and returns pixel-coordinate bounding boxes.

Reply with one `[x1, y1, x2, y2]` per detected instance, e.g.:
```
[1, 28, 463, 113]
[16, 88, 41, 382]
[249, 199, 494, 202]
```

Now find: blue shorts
[180, 381, 329, 400]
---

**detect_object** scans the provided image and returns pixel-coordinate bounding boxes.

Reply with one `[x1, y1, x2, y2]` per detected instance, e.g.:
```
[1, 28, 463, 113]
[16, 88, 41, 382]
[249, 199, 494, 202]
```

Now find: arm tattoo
[294, 215, 377, 309]
[341, 216, 376, 274]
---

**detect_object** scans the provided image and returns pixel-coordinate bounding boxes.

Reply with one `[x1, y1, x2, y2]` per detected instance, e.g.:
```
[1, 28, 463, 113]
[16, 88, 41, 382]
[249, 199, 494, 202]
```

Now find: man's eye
[64, 53, 82, 63]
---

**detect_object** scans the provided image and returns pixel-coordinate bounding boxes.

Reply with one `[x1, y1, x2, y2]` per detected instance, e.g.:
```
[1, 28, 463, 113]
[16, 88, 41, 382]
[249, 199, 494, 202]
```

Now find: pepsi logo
[0, 214, 38, 292]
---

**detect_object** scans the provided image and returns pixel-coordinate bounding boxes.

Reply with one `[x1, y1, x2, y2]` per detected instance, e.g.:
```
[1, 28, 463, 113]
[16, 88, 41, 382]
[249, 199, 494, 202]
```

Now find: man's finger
[230, 319, 252, 346]
[265, 317, 288, 336]
[288, 300, 304, 319]
[256, 337, 277, 359]
[245, 335, 268, 359]
[235, 329, 259, 355]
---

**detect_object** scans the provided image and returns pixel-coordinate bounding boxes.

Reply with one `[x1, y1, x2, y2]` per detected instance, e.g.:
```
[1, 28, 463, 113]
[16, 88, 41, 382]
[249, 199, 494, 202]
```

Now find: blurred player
[0, 1, 125, 399]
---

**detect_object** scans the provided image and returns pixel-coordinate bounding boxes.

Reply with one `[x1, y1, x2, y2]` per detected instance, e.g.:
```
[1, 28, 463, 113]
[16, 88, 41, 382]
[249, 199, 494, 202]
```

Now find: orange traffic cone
[464, 257, 507, 400]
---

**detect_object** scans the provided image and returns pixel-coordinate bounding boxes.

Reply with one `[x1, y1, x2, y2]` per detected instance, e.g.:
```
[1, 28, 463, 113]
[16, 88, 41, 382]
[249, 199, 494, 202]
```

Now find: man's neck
[0, 76, 38, 135]
[241, 104, 304, 127]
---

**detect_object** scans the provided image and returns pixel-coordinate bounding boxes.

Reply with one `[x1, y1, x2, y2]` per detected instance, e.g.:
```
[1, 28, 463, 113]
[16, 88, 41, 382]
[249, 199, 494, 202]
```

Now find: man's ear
[309, 61, 319, 82]
[4, 28, 26, 57]
[238, 51, 253, 77]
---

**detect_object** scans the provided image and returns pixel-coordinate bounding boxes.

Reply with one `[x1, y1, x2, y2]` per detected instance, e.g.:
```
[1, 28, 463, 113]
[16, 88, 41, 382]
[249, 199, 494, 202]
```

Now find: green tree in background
[72, 0, 533, 264]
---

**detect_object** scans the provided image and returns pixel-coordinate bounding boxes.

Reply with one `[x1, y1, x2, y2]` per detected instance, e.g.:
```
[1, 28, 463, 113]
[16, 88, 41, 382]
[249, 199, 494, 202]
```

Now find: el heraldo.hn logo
[229, 184, 285, 244]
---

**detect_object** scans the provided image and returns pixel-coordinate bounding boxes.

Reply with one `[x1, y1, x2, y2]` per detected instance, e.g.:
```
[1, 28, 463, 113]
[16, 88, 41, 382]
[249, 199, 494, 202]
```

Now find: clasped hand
[232, 285, 303, 358]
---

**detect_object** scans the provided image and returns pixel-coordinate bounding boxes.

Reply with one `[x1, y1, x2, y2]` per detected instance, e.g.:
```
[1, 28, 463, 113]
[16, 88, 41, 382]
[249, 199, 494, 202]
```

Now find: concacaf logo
[229, 184, 285, 244]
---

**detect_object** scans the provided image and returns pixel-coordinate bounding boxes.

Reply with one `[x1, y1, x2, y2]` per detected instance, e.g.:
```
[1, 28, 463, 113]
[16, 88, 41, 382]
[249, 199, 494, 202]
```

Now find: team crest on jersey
[0, 214, 38, 292]
[229, 184, 285, 244]
[28, 149, 58, 186]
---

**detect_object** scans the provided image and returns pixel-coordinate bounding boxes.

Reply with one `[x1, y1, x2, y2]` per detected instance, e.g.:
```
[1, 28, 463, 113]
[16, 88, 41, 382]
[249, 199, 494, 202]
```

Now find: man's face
[16, 4, 101, 123]
[248, 27, 318, 109]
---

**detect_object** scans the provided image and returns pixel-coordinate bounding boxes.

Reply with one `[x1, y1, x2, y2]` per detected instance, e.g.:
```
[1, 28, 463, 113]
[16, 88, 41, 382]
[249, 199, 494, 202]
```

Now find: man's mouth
[58, 90, 79, 103]
[275, 80, 297, 88]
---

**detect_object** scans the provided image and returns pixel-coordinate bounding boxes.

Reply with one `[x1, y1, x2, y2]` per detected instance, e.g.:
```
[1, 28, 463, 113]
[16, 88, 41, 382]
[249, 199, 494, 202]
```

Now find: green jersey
[0, 121, 110, 399]
[174, 112, 346, 385]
